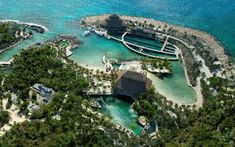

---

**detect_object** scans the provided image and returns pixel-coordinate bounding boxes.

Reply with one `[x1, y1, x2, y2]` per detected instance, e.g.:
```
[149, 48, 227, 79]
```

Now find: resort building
[141, 120, 159, 139]
[102, 14, 127, 34]
[32, 83, 54, 103]
[212, 60, 222, 69]
[113, 70, 152, 100]
[28, 103, 40, 113]
[130, 26, 156, 40]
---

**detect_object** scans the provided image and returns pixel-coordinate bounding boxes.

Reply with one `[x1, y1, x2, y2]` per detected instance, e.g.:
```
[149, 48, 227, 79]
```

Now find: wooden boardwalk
[160, 36, 169, 51]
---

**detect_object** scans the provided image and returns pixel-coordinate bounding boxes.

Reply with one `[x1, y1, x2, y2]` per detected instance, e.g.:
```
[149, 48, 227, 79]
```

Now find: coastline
[0, 40, 23, 54]
[81, 14, 234, 108]
[0, 19, 48, 57]
[0, 19, 49, 32]
[82, 14, 232, 73]
[79, 59, 199, 107]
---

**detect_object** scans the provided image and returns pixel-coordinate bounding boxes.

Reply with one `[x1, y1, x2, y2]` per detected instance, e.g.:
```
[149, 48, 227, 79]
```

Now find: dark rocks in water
[22, 24, 45, 33]
[29, 31, 33, 35]
[56, 35, 81, 48]
[158, 72, 172, 79]
[35, 42, 42, 46]
[31, 25, 45, 33]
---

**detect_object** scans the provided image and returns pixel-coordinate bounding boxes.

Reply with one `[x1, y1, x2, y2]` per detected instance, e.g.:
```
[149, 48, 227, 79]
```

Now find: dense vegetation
[0, 29, 234, 146]
[0, 22, 20, 49]
[133, 76, 235, 146]
[0, 45, 139, 146]
[142, 59, 173, 73]
[5, 45, 88, 92]
[0, 93, 135, 146]
[0, 110, 10, 128]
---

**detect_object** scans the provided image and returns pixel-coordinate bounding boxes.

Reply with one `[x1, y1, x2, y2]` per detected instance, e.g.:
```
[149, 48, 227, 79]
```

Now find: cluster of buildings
[102, 14, 126, 34]
[101, 15, 155, 99]
[102, 14, 156, 40]
[28, 84, 54, 113]
[95, 14, 178, 61]
[32, 83, 54, 103]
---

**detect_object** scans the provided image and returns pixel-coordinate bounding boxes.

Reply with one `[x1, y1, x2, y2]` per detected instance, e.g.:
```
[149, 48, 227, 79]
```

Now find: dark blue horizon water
[0, 0, 234, 60]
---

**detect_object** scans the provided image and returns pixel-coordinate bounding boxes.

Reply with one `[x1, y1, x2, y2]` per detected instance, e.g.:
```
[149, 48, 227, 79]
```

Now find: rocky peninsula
[0, 20, 47, 54]
[81, 14, 234, 80]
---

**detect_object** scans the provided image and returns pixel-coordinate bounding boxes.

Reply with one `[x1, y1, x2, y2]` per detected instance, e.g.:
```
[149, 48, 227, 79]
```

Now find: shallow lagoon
[0, 28, 196, 134]
[99, 96, 143, 135]
[71, 32, 197, 104]
[4, 0, 230, 134]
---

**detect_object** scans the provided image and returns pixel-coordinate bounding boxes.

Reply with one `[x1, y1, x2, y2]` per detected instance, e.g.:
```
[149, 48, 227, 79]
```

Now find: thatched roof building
[102, 14, 126, 34]
[131, 26, 156, 40]
[113, 70, 152, 100]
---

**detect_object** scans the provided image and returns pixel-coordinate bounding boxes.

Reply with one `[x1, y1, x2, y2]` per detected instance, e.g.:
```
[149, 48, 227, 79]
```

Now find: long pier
[160, 36, 169, 51]
[156, 32, 194, 49]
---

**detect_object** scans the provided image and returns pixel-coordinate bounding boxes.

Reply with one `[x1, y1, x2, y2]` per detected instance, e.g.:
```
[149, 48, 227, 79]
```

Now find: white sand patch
[0, 98, 26, 136]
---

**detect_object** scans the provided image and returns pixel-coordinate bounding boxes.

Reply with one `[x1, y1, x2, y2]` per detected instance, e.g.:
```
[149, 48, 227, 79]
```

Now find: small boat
[104, 34, 111, 39]
[87, 27, 93, 31]
[83, 30, 90, 37]
[94, 30, 106, 36]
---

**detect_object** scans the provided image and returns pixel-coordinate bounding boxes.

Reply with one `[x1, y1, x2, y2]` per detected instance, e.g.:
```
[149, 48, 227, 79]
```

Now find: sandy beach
[0, 99, 26, 136]
[82, 14, 225, 108]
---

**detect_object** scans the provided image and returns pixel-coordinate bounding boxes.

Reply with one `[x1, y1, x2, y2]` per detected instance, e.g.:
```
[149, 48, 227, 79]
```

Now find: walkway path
[156, 32, 194, 49]
[161, 36, 169, 51]
[174, 44, 203, 109]
[121, 32, 178, 60]
[95, 30, 204, 109]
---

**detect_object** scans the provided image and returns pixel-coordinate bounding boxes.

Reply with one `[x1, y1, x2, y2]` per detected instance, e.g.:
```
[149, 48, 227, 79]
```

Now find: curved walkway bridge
[121, 32, 179, 60]
[94, 30, 188, 61]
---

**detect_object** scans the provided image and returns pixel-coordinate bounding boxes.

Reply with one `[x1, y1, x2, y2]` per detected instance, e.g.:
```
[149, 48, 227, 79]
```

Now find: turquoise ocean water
[0, 0, 234, 59]
[0, 0, 234, 134]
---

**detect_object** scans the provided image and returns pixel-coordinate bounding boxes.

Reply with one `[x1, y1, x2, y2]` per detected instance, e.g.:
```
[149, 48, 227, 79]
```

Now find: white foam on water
[0, 19, 49, 31]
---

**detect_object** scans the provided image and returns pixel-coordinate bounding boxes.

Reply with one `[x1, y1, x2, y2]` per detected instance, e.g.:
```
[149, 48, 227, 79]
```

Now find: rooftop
[122, 70, 147, 83]
[32, 83, 54, 100]
[113, 70, 152, 100]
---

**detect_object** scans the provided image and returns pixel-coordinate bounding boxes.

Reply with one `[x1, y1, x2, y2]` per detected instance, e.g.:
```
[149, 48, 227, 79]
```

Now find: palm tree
[174, 103, 179, 109]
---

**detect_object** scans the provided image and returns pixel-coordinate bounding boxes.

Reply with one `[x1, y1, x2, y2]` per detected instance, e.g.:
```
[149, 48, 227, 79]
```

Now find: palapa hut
[113, 70, 152, 100]
[130, 26, 156, 40]
[102, 14, 127, 34]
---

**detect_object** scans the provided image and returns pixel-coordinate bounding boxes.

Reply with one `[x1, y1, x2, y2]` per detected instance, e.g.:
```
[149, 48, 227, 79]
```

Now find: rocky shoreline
[0, 19, 48, 32]
[81, 14, 234, 79]
[0, 20, 48, 55]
